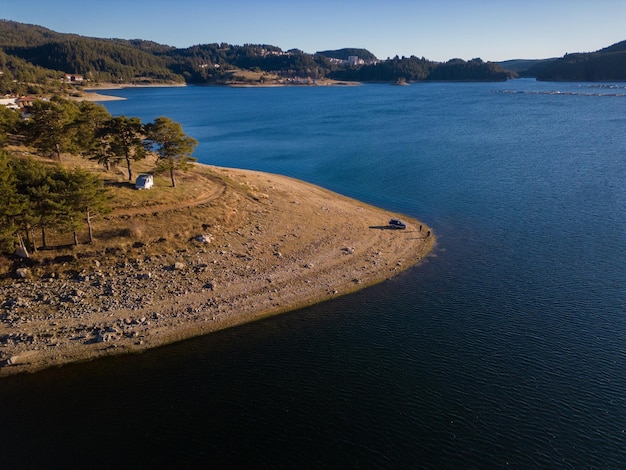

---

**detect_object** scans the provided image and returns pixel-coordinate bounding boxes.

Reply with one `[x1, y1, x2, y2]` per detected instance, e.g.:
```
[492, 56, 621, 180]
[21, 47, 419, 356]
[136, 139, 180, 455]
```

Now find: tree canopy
[144, 117, 198, 188]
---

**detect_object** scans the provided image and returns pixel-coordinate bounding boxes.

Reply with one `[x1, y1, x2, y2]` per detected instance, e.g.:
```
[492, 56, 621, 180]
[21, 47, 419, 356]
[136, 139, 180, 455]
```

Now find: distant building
[15, 96, 37, 109]
[64, 73, 84, 82]
[346, 56, 365, 66]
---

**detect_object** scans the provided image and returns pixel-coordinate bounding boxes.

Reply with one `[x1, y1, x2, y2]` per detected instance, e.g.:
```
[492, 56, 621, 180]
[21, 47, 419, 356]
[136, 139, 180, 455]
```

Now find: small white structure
[135, 174, 154, 190]
[0, 98, 19, 109]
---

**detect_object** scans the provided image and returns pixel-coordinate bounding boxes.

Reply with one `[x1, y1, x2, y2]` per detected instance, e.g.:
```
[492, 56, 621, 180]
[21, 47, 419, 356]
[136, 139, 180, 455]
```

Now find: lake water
[1, 80, 625, 468]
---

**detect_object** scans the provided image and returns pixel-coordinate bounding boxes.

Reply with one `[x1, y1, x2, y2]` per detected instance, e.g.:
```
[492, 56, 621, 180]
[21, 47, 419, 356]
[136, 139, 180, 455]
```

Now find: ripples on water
[0, 80, 624, 468]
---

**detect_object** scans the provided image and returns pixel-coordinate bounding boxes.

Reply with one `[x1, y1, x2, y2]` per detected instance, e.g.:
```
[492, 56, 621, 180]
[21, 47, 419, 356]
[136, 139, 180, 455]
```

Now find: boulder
[7, 355, 20, 366]
[15, 268, 31, 279]
[194, 234, 213, 244]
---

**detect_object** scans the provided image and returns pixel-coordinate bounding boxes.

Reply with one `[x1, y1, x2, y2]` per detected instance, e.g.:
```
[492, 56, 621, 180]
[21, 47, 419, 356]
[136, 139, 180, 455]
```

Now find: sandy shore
[0, 167, 434, 377]
[72, 92, 127, 102]
[76, 81, 187, 101]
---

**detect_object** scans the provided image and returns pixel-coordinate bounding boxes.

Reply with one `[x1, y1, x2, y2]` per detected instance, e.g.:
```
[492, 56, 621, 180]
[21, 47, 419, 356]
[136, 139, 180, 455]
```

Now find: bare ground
[0, 165, 434, 377]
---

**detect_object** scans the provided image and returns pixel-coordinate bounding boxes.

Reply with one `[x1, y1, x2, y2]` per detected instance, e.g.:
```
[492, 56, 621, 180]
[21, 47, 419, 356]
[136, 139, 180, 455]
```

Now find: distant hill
[316, 48, 378, 63]
[597, 40, 626, 54]
[525, 41, 626, 81]
[0, 20, 181, 84]
[496, 59, 556, 75]
[329, 56, 511, 82]
[1, 19, 625, 88]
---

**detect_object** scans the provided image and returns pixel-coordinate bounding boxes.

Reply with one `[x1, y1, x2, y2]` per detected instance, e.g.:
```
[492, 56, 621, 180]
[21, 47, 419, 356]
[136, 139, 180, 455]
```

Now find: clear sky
[3, 0, 625, 62]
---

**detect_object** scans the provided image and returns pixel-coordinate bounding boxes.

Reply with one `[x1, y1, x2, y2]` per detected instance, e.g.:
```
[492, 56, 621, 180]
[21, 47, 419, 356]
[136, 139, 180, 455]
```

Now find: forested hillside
[1, 19, 625, 89]
[526, 40, 626, 81]
[165, 43, 337, 83]
[0, 19, 511, 89]
[0, 20, 181, 84]
[329, 56, 510, 82]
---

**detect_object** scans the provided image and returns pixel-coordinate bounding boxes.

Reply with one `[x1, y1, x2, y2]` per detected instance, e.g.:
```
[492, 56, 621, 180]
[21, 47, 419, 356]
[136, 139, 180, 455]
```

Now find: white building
[0, 98, 19, 109]
[346, 56, 365, 66]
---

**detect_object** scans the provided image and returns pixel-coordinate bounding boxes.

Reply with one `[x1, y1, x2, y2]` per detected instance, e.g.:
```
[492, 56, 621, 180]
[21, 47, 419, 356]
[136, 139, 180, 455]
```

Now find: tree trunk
[170, 168, 176, 188]
[30, 227, 37, 252]
[73, 231, 78, 246]
[54, 141, 62, 161]
[40, 222, 47, 249]
[126, 154, 133, 182]
[87, 210, 94, 244]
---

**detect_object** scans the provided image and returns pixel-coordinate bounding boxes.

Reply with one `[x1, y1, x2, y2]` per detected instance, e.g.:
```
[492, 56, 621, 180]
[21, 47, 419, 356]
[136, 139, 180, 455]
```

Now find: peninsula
[0, 156, 434, 377]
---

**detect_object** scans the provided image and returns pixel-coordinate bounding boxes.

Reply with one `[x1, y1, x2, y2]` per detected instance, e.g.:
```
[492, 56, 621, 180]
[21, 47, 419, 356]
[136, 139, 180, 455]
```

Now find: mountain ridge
[1, 19, 625, 89]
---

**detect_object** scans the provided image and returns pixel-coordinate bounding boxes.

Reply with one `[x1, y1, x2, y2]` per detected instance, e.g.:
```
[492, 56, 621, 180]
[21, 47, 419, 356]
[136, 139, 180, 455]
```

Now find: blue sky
[3, 0, 625, 61]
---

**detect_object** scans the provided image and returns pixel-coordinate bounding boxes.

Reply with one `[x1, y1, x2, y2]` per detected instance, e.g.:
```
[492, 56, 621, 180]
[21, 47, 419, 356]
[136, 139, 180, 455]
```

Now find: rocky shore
[0, 167, 434, 377]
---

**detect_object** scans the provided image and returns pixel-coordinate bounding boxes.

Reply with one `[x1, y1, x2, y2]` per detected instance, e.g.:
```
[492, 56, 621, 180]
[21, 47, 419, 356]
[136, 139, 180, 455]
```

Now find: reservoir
[1, 80, 625, 468]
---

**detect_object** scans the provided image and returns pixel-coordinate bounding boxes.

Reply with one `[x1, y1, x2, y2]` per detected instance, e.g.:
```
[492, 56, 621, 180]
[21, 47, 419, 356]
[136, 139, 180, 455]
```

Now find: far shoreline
[78, 79, 361, 101]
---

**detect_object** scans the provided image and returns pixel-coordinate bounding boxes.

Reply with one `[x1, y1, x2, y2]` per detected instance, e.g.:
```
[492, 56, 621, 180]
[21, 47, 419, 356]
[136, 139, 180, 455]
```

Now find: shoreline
[78, 79, 361, 101]
[0, 166, 435, 377]
[78, 81, 188, 101]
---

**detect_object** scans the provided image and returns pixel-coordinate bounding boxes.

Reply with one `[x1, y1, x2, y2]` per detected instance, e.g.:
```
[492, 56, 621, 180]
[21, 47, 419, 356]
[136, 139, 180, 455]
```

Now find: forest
[526, 40, 626, 81]
[2, 18, 626, 93]
[0, 20, 516, 90]
[328, 56, 510, 82]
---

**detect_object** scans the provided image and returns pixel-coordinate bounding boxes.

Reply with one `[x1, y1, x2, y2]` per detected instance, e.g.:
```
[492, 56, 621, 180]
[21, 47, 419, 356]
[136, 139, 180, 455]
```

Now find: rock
[194, 234, 213, 244]
[174, 262, 185, 271]
[95, 331, 114, 343]
[7, 355, 20, 366]
[15, 268, 31, 279]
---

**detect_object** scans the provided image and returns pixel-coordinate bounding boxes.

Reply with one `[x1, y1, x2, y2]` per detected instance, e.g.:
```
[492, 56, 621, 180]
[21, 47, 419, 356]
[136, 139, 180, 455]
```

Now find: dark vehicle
[389, 219, 407, 229]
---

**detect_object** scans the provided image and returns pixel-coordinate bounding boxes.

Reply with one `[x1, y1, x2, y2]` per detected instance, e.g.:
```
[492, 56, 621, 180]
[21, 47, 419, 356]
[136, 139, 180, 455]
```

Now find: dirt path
[111, 173, 227, 217]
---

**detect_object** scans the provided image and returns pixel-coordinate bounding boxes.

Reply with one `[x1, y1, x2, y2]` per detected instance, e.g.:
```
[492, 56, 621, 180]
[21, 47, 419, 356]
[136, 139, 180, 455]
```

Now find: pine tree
[59, 167, 110, 244]
[144, 117, 198, 188]
[104, 116, 146, 181]
[25, 98, 77, 160]
[0, 151, 27, 252]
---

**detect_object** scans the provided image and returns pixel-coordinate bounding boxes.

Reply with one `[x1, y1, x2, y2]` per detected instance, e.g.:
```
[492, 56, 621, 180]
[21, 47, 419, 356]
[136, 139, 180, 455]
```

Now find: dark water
[1, 80, 625, 468]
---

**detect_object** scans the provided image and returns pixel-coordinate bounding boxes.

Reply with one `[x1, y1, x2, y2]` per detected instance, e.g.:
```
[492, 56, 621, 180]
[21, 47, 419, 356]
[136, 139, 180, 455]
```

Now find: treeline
[329, 56, 511, 82]
[527, 40, 626, 81]
[0, 97, 197, 253]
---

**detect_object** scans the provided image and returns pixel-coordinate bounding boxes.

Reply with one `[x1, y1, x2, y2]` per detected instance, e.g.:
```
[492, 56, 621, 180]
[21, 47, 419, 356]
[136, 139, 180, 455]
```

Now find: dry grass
[2, 148, 251, 277]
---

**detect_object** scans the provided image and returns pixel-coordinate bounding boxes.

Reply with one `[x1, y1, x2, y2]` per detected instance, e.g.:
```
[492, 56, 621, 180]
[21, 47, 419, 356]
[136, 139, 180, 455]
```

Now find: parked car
[135, 174, 154, 190]
[388, 219, 407, 229]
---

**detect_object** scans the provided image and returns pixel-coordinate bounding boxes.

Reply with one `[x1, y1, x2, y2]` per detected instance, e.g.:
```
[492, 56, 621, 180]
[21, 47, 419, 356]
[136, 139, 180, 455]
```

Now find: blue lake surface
[1, 80, 625, 468]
